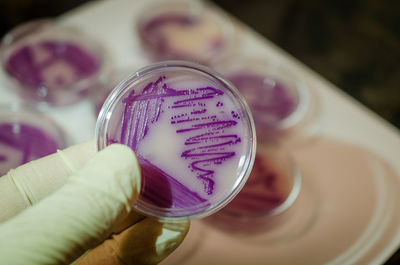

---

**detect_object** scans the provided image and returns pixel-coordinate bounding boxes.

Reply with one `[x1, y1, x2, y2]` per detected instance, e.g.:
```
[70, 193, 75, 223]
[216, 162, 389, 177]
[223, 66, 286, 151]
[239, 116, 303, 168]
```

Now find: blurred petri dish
[212, 57, 318, 144]
[95, 61, 256, 219]
[204, 143, 301, 234]
[0, 19, 111, 106]
[136, 0, 235, 65]
[0, 104, 65, 176]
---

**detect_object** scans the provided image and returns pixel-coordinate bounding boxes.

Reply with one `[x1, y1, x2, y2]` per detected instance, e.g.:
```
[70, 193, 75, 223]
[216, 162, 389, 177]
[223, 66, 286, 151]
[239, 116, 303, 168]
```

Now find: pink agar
[108, 75, 247, 212]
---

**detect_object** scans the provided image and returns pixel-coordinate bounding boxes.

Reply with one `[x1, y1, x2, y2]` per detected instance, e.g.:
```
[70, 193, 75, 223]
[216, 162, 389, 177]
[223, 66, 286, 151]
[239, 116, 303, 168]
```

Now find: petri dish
[0, 19, 110, 106]
[204, 143, 301, 234]
[136, 0, 235, 65]
[0, 104, 65, 176]
[95, 61, 256, 219]
[212, 57, 316, 144]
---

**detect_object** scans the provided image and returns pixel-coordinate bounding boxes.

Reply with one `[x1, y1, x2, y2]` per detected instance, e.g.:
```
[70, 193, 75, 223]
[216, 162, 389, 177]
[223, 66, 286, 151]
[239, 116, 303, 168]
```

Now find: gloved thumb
[0, 144, 141, 265]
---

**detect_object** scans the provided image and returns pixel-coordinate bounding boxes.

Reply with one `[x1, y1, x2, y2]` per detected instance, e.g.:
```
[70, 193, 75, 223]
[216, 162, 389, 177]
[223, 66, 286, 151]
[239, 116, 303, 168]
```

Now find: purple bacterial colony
[108, 75, 243, 213]
[227, 72, 298, 128]
[0, 123, 61, 176]
[5, 40, 99, 103]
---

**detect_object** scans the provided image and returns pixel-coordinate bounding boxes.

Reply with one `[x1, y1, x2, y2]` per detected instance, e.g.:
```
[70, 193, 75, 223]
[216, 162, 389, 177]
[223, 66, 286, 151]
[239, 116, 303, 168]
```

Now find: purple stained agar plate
[212, 58, 312, 140]
[96, 61, 256, 219]
[205, 144, 301, 234]
[0, 104, 65, 176]
[0, 19, 110, 106]
[227, 73, 298, 125]
[136, 1, 234, 65]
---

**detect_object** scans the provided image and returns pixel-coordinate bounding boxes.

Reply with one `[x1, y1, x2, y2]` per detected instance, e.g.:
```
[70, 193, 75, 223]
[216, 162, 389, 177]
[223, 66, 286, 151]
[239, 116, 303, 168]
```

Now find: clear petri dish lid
[95, 61, 256, 219]
[0, 19, 111, 106]
[211, 57, 320, 145]
[0, 103, 65, 176]
[135, 0, 235, 65]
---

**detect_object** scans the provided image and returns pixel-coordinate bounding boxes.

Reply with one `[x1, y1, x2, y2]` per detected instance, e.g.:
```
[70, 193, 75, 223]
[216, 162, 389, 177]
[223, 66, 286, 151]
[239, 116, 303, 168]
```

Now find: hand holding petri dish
[0, 19, 110, 106]
[96, 61, 256, 219]
[0, 104, 65, 176]
[136, 0, 235, 65]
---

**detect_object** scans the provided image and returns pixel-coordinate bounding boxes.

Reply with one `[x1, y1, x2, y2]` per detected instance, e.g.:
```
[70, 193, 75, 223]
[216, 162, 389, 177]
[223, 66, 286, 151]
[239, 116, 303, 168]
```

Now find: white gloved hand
[0, 140, 189, 265]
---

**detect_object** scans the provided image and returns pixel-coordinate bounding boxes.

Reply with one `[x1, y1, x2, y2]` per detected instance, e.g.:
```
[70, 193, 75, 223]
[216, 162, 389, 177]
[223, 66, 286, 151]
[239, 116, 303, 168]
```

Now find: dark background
[0, 0, 399, 262]
[213, 0, 400, 131]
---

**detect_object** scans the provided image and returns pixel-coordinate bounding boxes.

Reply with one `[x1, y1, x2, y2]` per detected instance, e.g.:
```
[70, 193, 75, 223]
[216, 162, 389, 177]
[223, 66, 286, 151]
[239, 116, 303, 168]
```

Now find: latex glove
[0, 140, 189, 265]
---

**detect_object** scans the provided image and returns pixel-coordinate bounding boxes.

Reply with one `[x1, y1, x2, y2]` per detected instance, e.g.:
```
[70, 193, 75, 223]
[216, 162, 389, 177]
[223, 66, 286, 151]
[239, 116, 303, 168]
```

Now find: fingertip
[83, 143, 141, 203]
[60, 138, 97, 172]
[101, 144, 141, 181]
[106, 144, 142, 200]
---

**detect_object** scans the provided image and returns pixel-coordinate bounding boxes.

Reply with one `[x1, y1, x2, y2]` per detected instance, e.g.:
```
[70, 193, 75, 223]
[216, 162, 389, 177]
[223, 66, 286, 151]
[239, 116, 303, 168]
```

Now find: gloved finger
[0, 144, 141, 265]
[75, 217, 190, 265]
[0, 139, 96, 223]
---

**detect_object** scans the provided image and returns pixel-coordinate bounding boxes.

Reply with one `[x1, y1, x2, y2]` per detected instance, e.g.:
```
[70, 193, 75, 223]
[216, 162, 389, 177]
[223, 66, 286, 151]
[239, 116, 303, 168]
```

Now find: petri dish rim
[95, 60, 256, 219]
